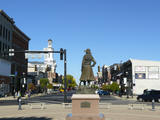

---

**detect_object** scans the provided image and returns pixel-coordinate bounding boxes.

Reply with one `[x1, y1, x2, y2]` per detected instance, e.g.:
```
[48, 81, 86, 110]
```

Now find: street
[0, 92, 131, 106]
[1, 91, 160, 107]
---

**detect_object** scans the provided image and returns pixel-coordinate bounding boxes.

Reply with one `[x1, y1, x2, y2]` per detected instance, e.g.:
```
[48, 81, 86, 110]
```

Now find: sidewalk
[0, 93, 44, 101]
[0, 104, 160, 120]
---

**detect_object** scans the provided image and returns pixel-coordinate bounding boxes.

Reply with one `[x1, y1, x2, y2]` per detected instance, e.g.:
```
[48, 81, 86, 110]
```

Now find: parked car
[137, 89, 160, 102]
[97, 90, 110, 96]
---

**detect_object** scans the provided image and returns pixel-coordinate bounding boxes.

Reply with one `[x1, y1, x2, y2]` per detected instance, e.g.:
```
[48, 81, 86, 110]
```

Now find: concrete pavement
[0, 104, 160, 120]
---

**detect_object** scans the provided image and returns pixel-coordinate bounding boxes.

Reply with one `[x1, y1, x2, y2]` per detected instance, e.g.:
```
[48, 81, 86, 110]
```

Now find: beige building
[27, 40, 57, 85]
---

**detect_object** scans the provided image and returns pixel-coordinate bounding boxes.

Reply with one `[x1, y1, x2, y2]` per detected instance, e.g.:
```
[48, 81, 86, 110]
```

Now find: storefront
[122, 59, 160, 95]
[0, 58, 11, 96]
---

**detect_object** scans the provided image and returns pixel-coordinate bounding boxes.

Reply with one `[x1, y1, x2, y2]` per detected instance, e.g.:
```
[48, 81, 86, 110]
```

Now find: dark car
[97, 90, 110, 96]
[137, 90, 160, 102]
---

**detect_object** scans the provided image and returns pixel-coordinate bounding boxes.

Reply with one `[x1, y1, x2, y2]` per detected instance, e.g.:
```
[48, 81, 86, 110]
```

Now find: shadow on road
[0, 117, 52, 120]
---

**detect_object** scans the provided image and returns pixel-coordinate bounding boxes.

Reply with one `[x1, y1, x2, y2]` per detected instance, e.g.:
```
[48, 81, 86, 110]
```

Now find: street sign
[10, 74, 15, 77]
[25, 53, 43, 59]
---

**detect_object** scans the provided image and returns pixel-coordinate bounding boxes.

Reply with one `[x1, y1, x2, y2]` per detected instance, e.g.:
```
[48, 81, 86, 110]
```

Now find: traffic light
[60, 48, 63, 60]
[35, 65, 37, 71]
[98, 66, 100, 72]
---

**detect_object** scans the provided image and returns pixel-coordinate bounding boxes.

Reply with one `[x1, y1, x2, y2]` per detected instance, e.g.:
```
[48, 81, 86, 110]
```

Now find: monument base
[66, 113, 104, 120]
[66, 94, 105, 120]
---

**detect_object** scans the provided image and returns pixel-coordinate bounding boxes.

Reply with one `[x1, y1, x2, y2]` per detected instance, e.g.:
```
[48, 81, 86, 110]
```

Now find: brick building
[0, 10, 30, 96]
[10, 25, 30, 95]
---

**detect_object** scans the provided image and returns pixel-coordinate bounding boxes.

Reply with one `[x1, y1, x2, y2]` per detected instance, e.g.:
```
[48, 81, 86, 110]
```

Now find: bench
[28, 103, 46, 109]
[128, 103, 146, 110]
[99, 103, 112, 109]
[62, 103, 72, 108]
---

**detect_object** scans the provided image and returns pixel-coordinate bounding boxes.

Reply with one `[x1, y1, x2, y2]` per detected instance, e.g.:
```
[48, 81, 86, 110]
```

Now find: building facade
[0, 10, 14, 96]
[130, 59, 160, 94]
[27, 40, 57, 87]
[113, 59, 160, 95]
[11, 25, 30, 95]
[0, 10, 30, 96]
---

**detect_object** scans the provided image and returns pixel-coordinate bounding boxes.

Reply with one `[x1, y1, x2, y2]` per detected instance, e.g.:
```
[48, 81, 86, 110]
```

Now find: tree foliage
[47, 83, 53, 89]
[109, 82, 120, 92]
[101, 82, 120, 92]
[28, 83, 36, 91]
[40, 78, 49, 89]
[101, 84, 110, 91]
[63, 75, 77, 88]
[91, 85, 99, 89]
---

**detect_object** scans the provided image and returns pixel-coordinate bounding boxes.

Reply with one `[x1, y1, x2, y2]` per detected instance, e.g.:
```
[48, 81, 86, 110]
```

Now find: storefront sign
[135, 73, 146, 79]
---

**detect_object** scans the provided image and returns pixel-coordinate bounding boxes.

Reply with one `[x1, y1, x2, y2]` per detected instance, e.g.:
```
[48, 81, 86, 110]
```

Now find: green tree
[28, 83, 36, 91]
[91, 85, 99, 90]
[47, 83, 53, 89]
[63, 75, 77, 89]
[101, 84, 110, 91]
[110, 82, 120, 93]
[40, 78, 49, 92]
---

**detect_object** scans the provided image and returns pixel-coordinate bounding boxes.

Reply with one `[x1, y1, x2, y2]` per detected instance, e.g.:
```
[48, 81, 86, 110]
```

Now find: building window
[148, 67, 159, 79]
[0, 41, 1, 51]
[5, 44, 7, 51]
[0, 24, 2, 36]
[135, 66, 146, 72]
[6, 29, 8, 40]
[148, 73, 159, 79]
[148, 67, 159, 72]
[2, 43, 4, 51]
[8, 45, 10, 51]
[3, 26, 5, 38]
[8, 31, 10, 41]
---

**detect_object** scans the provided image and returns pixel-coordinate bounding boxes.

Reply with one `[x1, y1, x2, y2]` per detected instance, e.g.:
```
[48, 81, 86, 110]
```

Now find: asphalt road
[1, 91, 160, 106]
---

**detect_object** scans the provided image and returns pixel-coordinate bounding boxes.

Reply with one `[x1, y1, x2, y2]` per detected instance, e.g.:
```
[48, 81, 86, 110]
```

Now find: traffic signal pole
[64, 49, 67, 103]
[1, 49, 68, 103]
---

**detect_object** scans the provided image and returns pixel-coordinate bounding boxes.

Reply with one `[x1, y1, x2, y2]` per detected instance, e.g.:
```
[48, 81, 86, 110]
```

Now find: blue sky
[1, 0, 160, 83]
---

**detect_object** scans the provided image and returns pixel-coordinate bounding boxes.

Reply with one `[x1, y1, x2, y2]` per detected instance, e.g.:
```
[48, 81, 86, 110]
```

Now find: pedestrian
[17, 91, 21, 103]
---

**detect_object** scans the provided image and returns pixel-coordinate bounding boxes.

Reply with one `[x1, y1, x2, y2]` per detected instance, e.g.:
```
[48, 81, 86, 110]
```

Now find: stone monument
[66, 49, 105, 120]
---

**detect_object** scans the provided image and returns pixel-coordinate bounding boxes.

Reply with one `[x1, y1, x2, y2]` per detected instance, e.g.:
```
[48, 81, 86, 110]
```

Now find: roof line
[0, 9, 15, 24]
[0, 9, 30, 41]
[13, 25, 30, 41]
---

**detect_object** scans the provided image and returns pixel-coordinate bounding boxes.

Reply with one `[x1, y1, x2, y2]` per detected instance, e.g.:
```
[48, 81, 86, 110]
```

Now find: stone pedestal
[66, 94, 105, 120]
